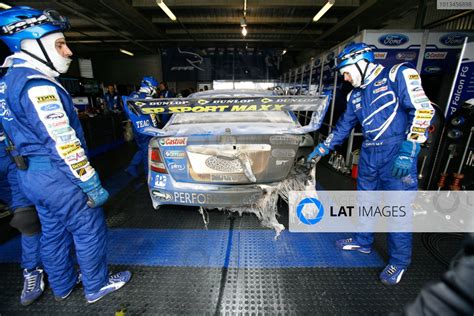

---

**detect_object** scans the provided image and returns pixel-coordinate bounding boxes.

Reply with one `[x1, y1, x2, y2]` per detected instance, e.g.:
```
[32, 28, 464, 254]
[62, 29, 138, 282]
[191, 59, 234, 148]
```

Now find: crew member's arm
[22, 80, 108, 206]
[324, 91, 359, 150]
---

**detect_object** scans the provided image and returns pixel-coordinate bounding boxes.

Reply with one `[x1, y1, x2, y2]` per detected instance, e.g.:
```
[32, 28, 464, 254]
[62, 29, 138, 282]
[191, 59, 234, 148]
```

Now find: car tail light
[150, 147, 167, 174]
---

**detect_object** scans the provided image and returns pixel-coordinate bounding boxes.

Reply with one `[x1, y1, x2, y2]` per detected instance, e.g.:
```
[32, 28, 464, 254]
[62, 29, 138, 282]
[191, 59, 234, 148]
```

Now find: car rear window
[170, 112, 296, 124]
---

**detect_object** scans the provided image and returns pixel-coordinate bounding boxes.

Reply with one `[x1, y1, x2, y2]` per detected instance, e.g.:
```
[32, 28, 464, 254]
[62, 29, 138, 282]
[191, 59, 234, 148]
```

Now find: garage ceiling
[3, 0, 420, 56]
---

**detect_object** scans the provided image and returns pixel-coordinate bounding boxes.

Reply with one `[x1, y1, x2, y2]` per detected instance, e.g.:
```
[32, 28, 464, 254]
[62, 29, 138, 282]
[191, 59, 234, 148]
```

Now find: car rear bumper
[148, 171, 275, 208]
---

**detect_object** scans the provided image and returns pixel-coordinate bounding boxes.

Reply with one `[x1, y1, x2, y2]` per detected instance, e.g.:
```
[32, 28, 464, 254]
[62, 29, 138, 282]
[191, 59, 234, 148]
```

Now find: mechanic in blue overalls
[0, 123, 43, 305]
[125, 76, 159, 177]
[308, 43, 434, 285]
[103, 84, 120, 112]
[0, 6, 131, 303]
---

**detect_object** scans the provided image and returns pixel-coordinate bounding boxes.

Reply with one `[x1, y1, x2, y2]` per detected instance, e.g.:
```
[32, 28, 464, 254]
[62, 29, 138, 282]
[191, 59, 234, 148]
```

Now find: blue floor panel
[0, 228, 384, 268]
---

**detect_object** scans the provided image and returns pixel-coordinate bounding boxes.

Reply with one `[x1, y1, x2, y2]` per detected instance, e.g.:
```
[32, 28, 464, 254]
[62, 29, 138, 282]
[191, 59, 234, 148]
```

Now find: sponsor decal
[71, 159, 88, 170]
[415, 120, 431, 127]
[409, 134, 421, 141]
[411, 87, 423, 92]
[424, 66, 442, 74]
[353, 92, 361, 98]
[211, 174, 240, 182]
[164, 150, 186, 159]
[159, 137, 187, 147]
[416, 114, 433, 120]
[420, 102, 432, 108]
[415, 98, 430, 103]
[410, 81, 421, 86]
[352, 97, 362, 104]
[378, 34, 409, 46]
[58, 142, 81, 156]
[36, 95, 58, 103]
[439, 33, 468, 46]
[412, 92, 427, 98]
[408, 74, 420, 80]
[269, 135, 300, 145]
[411, 127, 427, 133]
[373, 86, 388, 94]
[168, 161, 186, 171]
[424, 51, 447, 59]
[396, 52, 417, 61]
[136, 120, 150, 129]
[40, 103, 61, 111]
[57, 134, 74, 143]
[417, 109, 434, 115]
[151, 190, 173, 201]
[45, 112, 65, 120]
[66, 151, 85, 163]
[374, 78, 387, 87]
[52, 127, 72, 135]
[47, 120, 68, 128]
[374, 52, 387, 59]
[75, 166, 92, 177]
[154, 174, 167, 188]
[276, 160, 290, 166]
[354, 103, 361, 111]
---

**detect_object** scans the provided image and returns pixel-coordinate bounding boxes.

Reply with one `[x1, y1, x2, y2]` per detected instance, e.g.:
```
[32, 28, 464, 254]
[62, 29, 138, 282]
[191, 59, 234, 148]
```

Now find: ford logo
[424, 66, 442, 73]
[378, 34, 409, 46]
[439, 33, 467, 46]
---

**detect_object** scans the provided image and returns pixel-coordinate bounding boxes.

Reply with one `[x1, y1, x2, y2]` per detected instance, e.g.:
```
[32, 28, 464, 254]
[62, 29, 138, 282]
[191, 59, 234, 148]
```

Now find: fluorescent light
[0, 3, 12, 9]
[313, 0, 335, 22]
[241, 26, 247, 37]
[157, 0, 177, 21]
[282, 49, 287, 55]
[119, 49, 134, 56]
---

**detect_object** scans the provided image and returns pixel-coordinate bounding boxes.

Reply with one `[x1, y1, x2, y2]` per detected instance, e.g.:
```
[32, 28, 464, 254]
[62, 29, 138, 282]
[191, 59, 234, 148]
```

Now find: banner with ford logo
[421, 32, 473, 75]
[363, 31, 423, 68]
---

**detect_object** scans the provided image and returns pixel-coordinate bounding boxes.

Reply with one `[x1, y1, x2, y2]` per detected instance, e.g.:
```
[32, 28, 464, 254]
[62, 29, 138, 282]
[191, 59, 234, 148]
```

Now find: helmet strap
[20, 38, 58, 73]
[354, 60, 369, 85]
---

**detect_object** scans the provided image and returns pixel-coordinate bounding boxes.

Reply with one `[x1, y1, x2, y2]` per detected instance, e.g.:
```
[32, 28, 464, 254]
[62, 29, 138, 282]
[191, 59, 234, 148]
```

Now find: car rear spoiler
[122, 94, 331, 137]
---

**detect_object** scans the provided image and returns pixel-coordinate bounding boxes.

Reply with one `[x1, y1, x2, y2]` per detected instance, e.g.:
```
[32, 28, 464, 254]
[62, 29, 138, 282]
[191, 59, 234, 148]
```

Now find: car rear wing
[122, 94, 331, 137]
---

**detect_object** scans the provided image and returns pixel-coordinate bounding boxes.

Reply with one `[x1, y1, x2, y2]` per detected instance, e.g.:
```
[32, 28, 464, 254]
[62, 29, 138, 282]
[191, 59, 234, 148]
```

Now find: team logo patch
[36, 95, 58, 103]
[40, 103, 61, 111]
[46, 112, 65, 120]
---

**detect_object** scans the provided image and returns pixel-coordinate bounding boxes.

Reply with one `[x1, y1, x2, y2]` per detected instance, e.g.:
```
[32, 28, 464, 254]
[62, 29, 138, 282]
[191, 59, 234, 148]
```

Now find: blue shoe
[21, 267, 45, 306]
[380, 264, 406, 285]
[336, 238, 372, 254]
[54, 272, 82, 301]
[85, 271, 131, 304]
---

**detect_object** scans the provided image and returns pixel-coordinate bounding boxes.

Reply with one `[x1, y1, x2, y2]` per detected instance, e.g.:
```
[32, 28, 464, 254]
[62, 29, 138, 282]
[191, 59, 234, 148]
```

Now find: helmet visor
[0, 9, 70, 36]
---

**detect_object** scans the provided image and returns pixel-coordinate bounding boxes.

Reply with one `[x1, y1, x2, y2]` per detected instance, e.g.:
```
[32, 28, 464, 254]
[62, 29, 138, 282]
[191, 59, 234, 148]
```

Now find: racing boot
[21, 267, 45, 306]
[336, 237, 372, 254]
[86, 271, 131, 304]
[380, 264, 406, 285]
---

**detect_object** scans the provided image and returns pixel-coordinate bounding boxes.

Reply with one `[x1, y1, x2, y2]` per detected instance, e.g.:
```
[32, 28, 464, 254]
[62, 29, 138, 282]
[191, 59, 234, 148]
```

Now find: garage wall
[92, 54, 162, 86]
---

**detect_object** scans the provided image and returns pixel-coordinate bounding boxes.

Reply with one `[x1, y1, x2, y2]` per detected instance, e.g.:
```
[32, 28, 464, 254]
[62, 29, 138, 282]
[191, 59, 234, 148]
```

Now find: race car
[123, 89, 330, 221]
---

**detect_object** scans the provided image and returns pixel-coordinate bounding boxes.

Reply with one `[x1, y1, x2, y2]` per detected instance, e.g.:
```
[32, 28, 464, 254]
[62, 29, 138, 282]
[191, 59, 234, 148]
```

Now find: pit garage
[0, 0, 473, 314]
